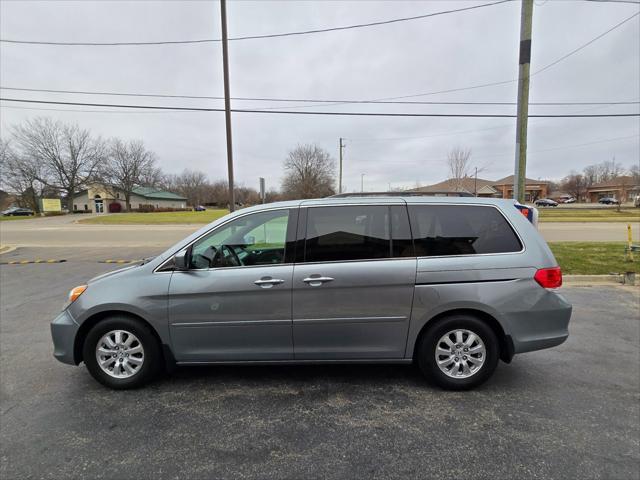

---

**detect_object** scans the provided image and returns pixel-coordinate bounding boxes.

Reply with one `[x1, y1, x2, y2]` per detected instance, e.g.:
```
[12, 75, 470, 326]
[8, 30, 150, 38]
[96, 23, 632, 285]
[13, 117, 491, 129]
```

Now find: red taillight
[534, 267, 562, 289]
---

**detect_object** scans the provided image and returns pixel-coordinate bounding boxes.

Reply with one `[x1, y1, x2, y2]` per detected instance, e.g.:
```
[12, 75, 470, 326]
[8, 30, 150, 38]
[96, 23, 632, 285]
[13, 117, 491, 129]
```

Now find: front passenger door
[168, 208, 297, 362]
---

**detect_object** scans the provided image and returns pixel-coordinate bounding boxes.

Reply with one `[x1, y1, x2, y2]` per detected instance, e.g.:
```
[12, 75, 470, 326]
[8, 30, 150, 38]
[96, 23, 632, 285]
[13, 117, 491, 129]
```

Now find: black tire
[82, 316, 162, 390]
[416, 314, 500, 390]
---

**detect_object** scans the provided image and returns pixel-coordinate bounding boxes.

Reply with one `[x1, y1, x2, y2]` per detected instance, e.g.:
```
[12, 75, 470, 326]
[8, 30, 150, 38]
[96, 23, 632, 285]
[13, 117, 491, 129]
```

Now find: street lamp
[361, 173, 365, 193]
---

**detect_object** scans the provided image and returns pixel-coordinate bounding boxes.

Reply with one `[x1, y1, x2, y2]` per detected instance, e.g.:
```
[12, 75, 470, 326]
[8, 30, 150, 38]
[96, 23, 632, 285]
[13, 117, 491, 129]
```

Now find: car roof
[299, 196, 518, 207]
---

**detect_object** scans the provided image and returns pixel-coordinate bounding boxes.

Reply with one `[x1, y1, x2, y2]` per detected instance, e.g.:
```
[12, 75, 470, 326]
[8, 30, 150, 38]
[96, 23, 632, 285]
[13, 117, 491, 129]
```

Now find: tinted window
[304, 205, 415, 262]
[409, 205, 522, 256]
[391, 205, 414, 257]
[305, 206, 390, 262]
[190, 210, 290, 269]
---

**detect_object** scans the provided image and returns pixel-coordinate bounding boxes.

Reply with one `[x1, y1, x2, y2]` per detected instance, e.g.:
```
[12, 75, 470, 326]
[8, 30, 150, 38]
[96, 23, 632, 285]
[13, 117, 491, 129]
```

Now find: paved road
[1, 247, 638, 479]
[539, 222, 639, 242]
[0, 215, 196, 248]
[2, 215, 638, 247]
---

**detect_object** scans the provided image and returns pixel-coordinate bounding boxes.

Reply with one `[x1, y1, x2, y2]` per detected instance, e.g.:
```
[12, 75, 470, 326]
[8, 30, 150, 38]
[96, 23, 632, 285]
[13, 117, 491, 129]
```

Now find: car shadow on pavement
[145, 360, 530, 393]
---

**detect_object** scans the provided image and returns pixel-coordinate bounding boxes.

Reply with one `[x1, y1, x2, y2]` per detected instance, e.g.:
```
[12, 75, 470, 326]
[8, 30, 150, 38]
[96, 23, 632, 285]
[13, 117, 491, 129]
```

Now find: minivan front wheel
[83, 316, 161, 389]
[417, 315, 499, 390]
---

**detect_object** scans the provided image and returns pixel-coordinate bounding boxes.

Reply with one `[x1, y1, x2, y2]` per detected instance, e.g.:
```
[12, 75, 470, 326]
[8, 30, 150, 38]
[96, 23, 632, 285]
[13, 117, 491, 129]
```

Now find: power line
[1, 97, 638, 117]
[0, 0, 512, 46]
[1, 9, 636, 113]
[533, 10, 640, 76]
[275, 9, 640, 109]
[388, 133, 640, 165]
[2, 86, 637, 107]
[0, 105, 185, 115]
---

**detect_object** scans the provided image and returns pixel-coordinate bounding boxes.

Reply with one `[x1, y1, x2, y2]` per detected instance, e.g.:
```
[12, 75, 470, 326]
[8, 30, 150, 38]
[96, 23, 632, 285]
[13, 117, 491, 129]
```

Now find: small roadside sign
[41, 198, 62, 212]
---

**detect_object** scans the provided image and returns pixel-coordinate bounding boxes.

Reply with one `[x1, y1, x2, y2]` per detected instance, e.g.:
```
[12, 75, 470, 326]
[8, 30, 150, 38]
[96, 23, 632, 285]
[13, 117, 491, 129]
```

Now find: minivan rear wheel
[417, 314, 499, 390]
[83, 316, 161, 390]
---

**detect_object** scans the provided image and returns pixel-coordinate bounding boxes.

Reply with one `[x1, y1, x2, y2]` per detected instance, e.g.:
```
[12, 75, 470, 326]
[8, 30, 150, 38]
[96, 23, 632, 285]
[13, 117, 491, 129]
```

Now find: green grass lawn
[78, 209, 229, 225]
[538, 207, 639, 223]
[549, 242, 638, 274]
[0, 215, 36, 222]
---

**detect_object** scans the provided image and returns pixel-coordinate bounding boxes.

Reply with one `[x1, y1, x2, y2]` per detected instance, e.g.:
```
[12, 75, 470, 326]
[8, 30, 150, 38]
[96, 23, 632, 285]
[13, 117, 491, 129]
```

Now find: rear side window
[305, 206, 389, 262]
[408, 205, 522, 256]
[303, 205, 414, 262]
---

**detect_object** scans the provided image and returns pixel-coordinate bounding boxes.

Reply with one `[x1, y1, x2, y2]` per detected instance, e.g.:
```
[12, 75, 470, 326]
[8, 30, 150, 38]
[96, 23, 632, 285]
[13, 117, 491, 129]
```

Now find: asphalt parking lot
[1, 247, 639, 479]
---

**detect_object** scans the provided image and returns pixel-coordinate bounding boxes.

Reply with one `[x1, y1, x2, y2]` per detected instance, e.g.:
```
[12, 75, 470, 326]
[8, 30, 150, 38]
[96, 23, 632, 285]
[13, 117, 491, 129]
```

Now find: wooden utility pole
[220, 0, 235, 212]
[338, 137, 345, 193]
[513, 0, 534, 203]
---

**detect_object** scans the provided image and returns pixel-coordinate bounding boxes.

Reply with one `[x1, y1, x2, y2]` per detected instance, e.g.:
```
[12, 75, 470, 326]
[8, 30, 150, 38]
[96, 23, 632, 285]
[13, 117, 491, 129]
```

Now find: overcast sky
[1, 0, 639, 192]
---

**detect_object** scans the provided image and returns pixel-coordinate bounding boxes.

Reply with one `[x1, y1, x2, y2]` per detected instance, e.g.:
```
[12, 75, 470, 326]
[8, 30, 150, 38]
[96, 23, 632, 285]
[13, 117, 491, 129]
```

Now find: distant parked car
[194, 205, 207, 212]
[633, 195, 640, 208]
[561, 197, 576, 204]
[535, 199, 558, 207]
[598, 197, 620, 205]
[1, 207, 34, 216]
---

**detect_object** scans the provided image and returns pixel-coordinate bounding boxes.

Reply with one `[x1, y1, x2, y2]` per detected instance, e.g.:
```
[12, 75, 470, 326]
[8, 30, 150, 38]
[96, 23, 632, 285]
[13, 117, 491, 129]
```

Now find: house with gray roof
[411, 175, 550, 201]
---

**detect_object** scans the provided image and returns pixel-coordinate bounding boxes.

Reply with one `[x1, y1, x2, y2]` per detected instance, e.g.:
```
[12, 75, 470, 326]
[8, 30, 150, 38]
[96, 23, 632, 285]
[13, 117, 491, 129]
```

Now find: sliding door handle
[303, 276, 334, 287]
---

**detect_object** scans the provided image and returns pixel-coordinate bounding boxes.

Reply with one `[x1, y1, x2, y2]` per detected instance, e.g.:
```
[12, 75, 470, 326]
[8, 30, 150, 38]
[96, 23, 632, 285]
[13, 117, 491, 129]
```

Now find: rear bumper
[505, 290, 572, 355]
[51, 310, 79, 365]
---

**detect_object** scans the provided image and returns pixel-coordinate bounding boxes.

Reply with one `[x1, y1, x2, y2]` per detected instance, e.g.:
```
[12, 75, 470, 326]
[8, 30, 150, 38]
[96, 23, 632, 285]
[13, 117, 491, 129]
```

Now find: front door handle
[254, 277, 284, 288]
[303, 276, 334, 287]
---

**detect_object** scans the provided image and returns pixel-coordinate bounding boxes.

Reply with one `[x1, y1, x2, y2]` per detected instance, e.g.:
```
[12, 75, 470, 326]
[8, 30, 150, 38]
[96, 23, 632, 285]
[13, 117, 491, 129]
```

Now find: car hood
[88, 263, 140, 285]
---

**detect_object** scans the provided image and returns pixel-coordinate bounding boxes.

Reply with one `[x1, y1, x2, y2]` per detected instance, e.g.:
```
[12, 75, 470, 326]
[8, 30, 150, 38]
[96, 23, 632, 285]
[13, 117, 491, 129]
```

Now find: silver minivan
[51, 196, 571, 390]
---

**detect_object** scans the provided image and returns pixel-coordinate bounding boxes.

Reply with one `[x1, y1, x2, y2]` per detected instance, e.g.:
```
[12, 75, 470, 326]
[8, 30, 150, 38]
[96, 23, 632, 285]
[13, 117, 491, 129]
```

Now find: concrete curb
[564, 274, 635, 286]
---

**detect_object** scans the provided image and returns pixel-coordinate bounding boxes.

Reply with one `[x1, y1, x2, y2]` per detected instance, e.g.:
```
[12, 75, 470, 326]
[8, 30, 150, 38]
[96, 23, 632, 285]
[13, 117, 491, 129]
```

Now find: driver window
[190, 210, 290, 269]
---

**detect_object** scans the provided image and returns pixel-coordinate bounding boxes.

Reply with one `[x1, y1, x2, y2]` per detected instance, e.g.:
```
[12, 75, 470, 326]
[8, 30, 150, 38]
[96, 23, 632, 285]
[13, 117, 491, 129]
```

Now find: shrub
[132, 206, 192, 213]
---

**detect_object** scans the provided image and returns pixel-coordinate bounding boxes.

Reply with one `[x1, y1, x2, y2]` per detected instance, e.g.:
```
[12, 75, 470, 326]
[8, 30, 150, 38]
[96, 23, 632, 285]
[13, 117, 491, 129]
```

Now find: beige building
[72, 184, 187, 213]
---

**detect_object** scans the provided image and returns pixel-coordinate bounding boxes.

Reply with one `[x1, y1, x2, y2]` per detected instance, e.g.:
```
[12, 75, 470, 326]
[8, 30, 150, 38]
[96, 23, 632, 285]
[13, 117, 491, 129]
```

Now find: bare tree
[598, 158, 624, 182]
[139, 166, 164, 188]
[167, 169, 210, 207]
[447, 147, 472, 191]
[0, 139, 46, 213]
[582, 164, 599, 187]
[10, 118, 105, 206]
[281, 144, 335, 199]
[583, 159, 626, 186]
[561, 172, 588, 202]
[235, 185, 260, 206]
[629, 163, 640, 184]
[105, 138, 158, 211]
[199, 180, 260, 208]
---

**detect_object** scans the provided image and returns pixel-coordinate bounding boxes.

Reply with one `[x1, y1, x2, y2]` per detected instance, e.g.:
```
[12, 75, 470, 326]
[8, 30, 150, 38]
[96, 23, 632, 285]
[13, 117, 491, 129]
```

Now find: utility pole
[513, 0, 534, 203]
[220, 0, 236, 212]
[474, 167, 478, 197]
[338, 138, 345, 193]
[259, 177, 265, 204]
[361, 173, 365, 193]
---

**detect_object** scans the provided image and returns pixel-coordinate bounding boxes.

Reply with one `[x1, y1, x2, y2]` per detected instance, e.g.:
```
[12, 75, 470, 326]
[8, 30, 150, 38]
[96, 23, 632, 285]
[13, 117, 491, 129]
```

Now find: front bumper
[51, 309, 79, 365]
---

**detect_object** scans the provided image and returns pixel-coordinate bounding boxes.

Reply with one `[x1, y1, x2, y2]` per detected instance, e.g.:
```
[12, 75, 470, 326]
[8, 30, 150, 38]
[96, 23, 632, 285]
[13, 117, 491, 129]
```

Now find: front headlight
[68, 285, 87, 304]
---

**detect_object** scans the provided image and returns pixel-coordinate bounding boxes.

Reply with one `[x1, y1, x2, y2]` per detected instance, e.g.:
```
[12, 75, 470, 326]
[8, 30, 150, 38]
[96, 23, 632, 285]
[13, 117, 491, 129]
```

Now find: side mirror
[173, 249, 189, 270]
